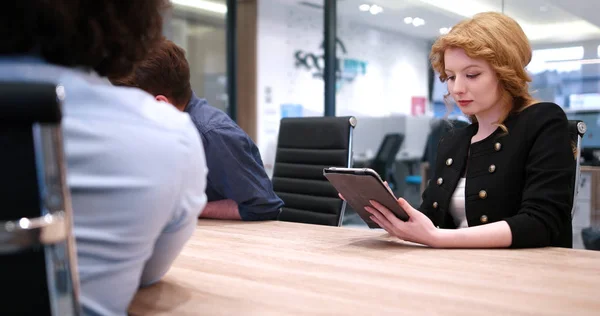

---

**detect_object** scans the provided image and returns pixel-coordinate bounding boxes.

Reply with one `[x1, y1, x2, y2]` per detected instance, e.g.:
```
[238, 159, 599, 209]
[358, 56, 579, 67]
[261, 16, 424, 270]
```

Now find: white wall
[334, 23, 430, 118]
[256, 1, 430, 175]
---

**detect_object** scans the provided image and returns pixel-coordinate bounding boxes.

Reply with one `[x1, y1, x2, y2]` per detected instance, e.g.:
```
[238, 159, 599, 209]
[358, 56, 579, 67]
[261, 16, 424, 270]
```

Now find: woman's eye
[466, 73, 481, 79]
[447, 76, 456, 81]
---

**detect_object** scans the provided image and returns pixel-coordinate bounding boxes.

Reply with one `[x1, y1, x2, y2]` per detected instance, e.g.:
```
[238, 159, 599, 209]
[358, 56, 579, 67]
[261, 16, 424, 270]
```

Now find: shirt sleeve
[202, 126, 284, 221]
[504, 104, 574, 248]
[140, 119, 208, 286]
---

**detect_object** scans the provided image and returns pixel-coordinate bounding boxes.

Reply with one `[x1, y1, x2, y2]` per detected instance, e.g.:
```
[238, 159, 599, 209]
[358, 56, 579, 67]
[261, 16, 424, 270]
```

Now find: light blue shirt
[0, 58, 208, 316]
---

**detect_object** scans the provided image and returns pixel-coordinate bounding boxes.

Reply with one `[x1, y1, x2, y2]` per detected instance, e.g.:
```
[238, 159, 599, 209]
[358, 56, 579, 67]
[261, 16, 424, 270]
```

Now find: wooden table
[129, 220, 600, 315]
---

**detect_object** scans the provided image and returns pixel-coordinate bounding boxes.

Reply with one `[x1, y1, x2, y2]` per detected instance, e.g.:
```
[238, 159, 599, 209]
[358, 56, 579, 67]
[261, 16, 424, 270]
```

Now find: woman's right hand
[366, 198, 439, 247]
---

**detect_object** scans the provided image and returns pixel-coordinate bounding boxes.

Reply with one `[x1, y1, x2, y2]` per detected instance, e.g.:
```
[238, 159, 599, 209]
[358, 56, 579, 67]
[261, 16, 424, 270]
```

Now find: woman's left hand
[366, 198, 440, 247]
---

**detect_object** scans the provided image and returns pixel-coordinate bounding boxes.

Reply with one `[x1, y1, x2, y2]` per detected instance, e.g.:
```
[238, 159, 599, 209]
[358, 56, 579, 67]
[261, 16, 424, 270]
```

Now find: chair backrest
[369, 133, 404, 178]
[421, 119, 469, 180]
[0, 82, 80, 315]
[273, 116, 356, 226]
[569, 119, 586, 218]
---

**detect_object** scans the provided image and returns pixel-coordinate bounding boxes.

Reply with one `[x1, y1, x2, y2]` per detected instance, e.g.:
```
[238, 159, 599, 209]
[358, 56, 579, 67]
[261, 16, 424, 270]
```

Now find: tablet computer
[323, 167, 409, 228]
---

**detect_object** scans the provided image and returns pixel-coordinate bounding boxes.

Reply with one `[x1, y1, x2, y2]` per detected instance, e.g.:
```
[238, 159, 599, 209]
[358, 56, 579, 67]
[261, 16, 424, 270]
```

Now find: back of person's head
[429, 12, 535, 121]
[110, 39, 193, 109]
[2, 0, 168, 78]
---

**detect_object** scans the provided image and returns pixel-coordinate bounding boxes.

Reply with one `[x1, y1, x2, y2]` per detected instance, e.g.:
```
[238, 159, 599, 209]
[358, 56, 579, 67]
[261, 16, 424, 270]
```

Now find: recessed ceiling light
[412, 17, 425, 27]
[171, 0, 227, 14]
[369, 4, 383, 15]
[404, 17, 413, 24]
[359, 4, 370, 11]
[415, 0, 594, 42]
[439, 27, 450, 34]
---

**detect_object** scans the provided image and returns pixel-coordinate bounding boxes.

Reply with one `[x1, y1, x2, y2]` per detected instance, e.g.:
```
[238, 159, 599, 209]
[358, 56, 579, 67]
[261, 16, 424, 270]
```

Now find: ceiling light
[415, 0, 494, 18]
[521, 20, 600, 42]
[405, 16, 425, 27]
[171, 0, 227, 14]
[544, 58, 600, 66]
[369, 4, 383, 15]
[359, 4, 370, 11]
[412, 17, 425, 27]
[439, 27, 450, 34]
[414, 0, 600, 42]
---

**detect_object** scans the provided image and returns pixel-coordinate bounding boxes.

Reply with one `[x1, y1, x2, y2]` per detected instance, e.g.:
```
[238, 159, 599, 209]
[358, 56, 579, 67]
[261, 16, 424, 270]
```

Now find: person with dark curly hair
[1, 1, 208, 315]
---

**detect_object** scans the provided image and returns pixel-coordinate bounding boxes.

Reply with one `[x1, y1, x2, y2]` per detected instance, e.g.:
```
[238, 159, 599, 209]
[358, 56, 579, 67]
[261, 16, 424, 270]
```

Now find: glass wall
[426, 0, 600, 114]
[253, 0, 325, 176]
[166, 0, 229, 113]
[503, 1, 600, 110]
[256, 0, 326, 119]
[336, 1, 507, 118]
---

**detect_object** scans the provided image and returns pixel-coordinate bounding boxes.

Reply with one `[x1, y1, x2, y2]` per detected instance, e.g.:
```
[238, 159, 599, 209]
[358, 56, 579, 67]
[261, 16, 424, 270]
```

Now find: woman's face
[444, 47, 504, 118]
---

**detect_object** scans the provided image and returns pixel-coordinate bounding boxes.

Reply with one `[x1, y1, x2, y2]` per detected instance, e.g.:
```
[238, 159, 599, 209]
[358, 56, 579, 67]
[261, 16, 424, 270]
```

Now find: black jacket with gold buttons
[418, 102, 574, 248]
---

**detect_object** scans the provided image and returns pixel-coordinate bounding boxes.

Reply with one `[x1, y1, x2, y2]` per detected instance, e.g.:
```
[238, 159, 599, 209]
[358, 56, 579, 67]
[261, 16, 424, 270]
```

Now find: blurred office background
[165, 0, 600, 248]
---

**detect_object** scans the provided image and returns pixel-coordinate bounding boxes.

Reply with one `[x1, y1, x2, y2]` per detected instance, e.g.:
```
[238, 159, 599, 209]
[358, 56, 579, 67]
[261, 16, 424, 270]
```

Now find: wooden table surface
[129, 220, 600, 315]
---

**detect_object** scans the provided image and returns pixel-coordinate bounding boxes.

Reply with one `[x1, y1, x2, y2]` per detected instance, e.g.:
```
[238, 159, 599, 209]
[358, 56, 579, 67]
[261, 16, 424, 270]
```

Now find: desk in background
[574, 166, 600, 248]
[351, 115, 431, 166]
[130, 220, 600, 315]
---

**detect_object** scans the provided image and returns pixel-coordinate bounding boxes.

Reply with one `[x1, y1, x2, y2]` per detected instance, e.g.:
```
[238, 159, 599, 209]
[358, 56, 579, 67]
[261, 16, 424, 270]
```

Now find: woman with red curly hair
[364, 12, 574, 249]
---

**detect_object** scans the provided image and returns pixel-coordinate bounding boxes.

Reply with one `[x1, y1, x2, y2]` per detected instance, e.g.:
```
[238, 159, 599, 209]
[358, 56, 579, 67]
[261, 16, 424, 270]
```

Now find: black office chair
[568, 120, 600, 250]
[273, 116, 356, 226]
[0, 82, 81, 315]
[368, 133, 404, 191]
[569, 120, 586, 217]
[582, 227, 600, 250]
[421, 119, 470, 181]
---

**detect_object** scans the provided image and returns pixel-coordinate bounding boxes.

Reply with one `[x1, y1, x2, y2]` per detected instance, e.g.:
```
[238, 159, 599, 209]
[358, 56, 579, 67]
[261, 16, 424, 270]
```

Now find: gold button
[446, 158, 453, 166]
[436, 177, 443, 185]
[488, 164, 496, 173]
[479, 190, 487, 199]
[494, 142, 502, 151]
[433, 202, 438, 209]
[480, 215, 488, 223]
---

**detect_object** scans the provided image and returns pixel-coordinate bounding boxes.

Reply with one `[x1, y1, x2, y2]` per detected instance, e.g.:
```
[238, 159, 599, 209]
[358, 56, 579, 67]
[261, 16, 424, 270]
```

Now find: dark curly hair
[1, 0, 169, 78]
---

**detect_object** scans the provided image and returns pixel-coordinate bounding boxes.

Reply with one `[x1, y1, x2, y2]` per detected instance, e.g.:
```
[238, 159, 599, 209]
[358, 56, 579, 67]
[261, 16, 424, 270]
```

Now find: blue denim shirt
[185, 94, 283, 220]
